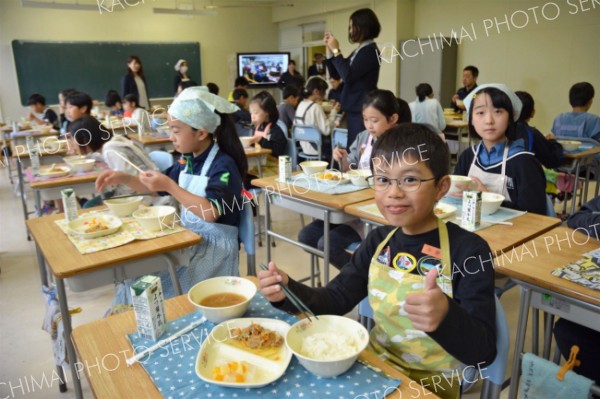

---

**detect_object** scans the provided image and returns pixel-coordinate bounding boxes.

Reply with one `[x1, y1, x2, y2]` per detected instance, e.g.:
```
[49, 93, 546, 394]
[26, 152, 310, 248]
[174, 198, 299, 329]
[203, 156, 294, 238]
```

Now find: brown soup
[199, 293, 246, 307]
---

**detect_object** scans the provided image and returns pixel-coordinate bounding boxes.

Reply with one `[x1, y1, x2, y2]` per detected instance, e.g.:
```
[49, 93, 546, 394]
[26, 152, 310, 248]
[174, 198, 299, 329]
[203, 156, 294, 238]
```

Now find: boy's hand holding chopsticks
[258, 261, 290, 303]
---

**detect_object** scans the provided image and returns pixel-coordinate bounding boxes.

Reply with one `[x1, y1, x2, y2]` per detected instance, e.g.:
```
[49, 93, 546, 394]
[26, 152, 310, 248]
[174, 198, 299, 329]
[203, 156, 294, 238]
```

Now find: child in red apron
[453, 83, 548, 215]
[96, 86, 248, 301]
[259, 124, 496, 399]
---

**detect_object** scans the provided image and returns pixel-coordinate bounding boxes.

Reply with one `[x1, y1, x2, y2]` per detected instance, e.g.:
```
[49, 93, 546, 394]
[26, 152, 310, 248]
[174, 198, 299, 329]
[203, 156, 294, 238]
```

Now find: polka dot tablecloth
[127, 294, 401, 399]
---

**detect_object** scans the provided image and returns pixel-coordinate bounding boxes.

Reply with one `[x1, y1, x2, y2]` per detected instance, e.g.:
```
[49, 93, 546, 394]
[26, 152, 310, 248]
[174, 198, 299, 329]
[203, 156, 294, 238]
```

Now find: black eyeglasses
[366, 175, 436, 192]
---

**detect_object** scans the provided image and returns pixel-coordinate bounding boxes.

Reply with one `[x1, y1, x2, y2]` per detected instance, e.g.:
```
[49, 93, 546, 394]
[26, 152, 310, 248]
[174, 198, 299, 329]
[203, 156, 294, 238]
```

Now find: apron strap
[373, 227, 399, 258]
[501, 142, 509, 177]
[199, 143, 220, 177]
[438, 219, 452, 292]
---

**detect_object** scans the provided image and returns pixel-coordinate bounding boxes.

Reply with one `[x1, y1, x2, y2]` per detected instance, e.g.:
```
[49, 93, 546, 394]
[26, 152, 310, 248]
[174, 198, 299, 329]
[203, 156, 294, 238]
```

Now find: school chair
[276, 120, 289, 139]
[292, 124, 322, 163]
[358, 297, 374, 332]
[555, 136, 600, 217]
[331, 127, 348, 162]
[149, 150, 174, 172]
[239, 201, 256, 276]
[235, 122, 253, 137]
[479, 296, 510, 399]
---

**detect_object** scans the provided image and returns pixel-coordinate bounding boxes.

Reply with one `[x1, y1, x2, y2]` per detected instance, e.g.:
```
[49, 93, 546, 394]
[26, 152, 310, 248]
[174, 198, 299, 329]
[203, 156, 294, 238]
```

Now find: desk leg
[161, 253, 182, 296]
[56, 278, 84, 399]
[570, 162, 581, 217]
[508, 286, 532, 399]
[531, 308, 539, 355]
[265, 191, 272, 262]
[17, 160, 30, 239]
[35, 243, 48, 287]
[323, 209, 330, 285]
[542, 312, 555, 359]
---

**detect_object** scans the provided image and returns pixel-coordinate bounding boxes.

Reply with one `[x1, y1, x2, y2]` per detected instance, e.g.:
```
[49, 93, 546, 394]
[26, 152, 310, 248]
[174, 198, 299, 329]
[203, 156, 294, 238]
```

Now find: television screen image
[237, 52, 290, 86]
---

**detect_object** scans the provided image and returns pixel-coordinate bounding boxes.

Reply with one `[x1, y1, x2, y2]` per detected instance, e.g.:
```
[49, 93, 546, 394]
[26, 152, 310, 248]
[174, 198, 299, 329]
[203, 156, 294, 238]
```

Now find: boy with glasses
[259, 124, 496, 399]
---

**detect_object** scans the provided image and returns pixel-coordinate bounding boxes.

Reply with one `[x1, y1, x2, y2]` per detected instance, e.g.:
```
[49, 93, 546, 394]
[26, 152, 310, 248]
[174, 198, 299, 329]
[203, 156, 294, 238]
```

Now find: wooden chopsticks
[259, 264, 319, 322]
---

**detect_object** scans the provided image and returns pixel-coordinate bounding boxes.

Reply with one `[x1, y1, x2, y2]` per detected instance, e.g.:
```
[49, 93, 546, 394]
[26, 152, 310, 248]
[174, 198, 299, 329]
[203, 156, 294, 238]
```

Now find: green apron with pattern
[367, 219, 461, 399]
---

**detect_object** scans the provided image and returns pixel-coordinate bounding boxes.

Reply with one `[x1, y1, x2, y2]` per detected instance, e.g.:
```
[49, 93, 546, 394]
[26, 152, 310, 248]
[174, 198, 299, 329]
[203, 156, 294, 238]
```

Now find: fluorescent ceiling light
[152, 7, 218, 16]
[21, 0, 99, 11]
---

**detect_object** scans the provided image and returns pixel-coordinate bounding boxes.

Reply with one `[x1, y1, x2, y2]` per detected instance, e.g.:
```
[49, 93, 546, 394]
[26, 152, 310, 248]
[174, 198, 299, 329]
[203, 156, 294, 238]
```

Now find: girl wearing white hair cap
[453, 84, 548, 215]
[97, 86, 248, 300]
[173, 59, 193, 94]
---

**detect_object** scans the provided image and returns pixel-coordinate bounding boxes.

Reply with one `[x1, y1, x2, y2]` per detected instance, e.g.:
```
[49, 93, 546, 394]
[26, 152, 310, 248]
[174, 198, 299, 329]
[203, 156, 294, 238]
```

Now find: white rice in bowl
[300, 332, 359, 360]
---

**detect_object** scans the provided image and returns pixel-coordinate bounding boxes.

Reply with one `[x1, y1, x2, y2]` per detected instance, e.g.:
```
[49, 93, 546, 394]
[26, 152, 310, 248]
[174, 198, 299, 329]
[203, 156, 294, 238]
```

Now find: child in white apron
[96, 86, 248, 302]
[259, 124, 496, 399]
[453, 84, 548, 215]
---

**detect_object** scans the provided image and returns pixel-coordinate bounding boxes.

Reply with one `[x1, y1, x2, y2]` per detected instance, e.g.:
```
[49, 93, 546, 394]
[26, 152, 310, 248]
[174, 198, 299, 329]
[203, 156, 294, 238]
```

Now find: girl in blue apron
[258, 125, 496, 399]
[453, 84, 548, 215]
[96, 86, 248, 302]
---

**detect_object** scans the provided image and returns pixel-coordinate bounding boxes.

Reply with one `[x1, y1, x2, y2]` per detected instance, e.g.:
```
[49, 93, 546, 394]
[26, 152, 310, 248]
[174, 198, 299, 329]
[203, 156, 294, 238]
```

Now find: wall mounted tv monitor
[237, 52, 290, 86]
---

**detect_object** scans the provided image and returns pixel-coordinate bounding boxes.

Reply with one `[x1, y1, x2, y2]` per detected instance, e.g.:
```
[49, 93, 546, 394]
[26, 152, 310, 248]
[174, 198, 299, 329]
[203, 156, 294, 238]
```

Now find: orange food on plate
[434, 208, 444, 215]
[211, 361, 254, 383]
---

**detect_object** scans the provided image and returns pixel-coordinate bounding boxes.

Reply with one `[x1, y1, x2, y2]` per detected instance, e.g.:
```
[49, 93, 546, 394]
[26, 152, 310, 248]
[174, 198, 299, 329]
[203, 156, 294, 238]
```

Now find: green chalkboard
[12, 40, 201, 106]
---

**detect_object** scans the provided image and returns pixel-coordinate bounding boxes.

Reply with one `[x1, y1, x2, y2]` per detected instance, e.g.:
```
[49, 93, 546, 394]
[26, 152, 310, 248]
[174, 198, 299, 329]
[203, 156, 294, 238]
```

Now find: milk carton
[131, 275, 167, 341]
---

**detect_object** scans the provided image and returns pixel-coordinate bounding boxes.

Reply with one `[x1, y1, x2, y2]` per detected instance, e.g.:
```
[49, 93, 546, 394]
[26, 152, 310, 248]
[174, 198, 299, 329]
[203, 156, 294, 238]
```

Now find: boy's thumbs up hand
[404, 268, 449, 332]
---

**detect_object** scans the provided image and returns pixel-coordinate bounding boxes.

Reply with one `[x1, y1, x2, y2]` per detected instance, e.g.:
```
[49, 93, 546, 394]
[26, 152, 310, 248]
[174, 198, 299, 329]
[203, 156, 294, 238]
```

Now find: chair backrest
[331, 128, 348, 164]
[479, 296, 510, 398]
[276, 120, 289, 138]
[149, 150, 174, 172]
[238, 201, 256, 276]
[235, 122, 253, 137]
[292, 124, 322, 160]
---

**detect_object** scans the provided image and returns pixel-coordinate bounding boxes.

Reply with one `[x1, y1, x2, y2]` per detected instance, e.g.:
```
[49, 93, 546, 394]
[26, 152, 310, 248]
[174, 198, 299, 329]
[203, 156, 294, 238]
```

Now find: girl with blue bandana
[97, 86, 248, 301]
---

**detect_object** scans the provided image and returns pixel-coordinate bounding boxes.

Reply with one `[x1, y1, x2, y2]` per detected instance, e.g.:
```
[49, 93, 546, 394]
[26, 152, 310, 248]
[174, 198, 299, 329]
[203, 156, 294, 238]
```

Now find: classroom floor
[0, 163, 575, 399]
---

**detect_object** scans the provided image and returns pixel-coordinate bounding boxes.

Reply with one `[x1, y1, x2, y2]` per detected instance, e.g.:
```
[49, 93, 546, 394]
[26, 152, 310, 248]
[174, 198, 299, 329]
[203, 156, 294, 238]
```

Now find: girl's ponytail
[213, 112, 248, 179]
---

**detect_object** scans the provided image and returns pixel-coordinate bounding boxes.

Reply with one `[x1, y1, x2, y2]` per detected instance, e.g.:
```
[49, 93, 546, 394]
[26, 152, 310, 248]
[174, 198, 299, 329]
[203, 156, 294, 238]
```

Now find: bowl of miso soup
[188, 277, 257, 324]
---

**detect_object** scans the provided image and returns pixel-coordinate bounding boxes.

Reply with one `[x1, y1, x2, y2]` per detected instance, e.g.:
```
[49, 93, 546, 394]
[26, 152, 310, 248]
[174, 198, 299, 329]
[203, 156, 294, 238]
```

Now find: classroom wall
[414, 0, 600, 132]
[0, 1, 279, 121]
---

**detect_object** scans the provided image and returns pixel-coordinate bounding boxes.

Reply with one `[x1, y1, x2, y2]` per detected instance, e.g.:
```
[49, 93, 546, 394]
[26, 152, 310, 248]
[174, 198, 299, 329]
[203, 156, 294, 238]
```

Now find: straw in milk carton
[131, 275, 167, 341]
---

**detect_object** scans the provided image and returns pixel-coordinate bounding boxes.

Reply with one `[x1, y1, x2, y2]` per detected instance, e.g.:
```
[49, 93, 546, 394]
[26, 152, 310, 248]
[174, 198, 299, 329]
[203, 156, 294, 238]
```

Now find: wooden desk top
[564, 145, 600, 160]
[251, 174, 375, 210]
[28, 163, 103, 189]
[126, 133, 171, 145]
[11, 147, 67, 159]
[345, 199, 561, 255]
[245, 147, 271, 158]
[495, 226, 600, 307]
[72, 293, 438, 399]
[26, 209, 201, 278]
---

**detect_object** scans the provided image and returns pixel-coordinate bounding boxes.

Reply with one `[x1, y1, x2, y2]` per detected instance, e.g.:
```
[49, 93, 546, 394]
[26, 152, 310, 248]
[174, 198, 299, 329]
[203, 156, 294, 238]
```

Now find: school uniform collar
[181, 140, 216, 173]
[476, 138, 525, 166]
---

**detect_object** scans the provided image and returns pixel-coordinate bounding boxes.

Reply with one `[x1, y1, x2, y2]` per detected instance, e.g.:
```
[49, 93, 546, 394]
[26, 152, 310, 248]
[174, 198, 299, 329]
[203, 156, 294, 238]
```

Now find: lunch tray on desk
[127, 295, 401, 399]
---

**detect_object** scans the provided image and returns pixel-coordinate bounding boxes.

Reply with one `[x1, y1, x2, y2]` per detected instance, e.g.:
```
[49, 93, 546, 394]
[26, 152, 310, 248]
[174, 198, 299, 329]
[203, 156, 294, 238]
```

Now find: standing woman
[120, 55, 150, 110]
[324, 8, 381, 147]
[173, 59, 193, 94]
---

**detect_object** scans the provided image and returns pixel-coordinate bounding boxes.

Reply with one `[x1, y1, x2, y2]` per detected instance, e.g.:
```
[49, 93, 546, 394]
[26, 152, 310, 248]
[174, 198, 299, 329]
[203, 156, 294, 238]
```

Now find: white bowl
[38, 165, 70, 179]
[239, 137, 253, 149]
[558, 140, 581, 152]
[104, 196, 144, 217]
[68, 214, 122, 239]
[188, 277, 257, 324]
[68, 159, 96, 173]
[132, 205, 176, 232]
[299, 161, 328, 175]
[285, 315, 369, 378]
[448, 175, 473, 194]
[347, 168, 371, 187]
[63, 155, 87, 164]
[481, 192, 505, 215]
